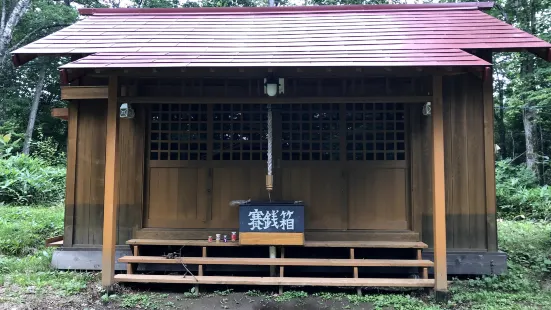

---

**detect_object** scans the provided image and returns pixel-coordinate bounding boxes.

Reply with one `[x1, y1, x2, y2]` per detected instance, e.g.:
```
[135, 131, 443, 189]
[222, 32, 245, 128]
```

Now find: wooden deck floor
[115, 274, 435, 287]
[117, 238, 433, 290]
[126, 239, 428, 248]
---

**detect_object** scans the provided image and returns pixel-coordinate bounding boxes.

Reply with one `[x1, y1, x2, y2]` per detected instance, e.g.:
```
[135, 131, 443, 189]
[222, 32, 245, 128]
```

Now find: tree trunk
[496, 75, 507, 158]
[0, 0, 31, 66]
[519, 0, 538, 175]
[523, 106, 538, 174]
[23, 65, 47, 155]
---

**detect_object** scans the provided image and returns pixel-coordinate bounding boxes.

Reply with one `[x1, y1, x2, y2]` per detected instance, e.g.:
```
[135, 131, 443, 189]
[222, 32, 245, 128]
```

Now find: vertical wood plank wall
[411, 73, 495, 250]
[66, 100, 144, 246]
[63, 73, 497, 249]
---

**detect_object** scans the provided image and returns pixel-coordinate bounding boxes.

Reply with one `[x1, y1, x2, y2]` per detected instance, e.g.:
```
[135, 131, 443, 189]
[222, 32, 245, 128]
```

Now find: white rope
[267, 104, 273, 177]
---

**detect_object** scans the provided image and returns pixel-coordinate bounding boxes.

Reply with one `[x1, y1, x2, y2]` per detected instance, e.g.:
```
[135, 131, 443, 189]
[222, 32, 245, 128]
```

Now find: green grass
[446, 220, 551, 309]
[273, 290, 308, 302]
[119, 293, 162, 309]
[0, 204, 93, 298]
[1, 204, 551, 309]
[0, 204, 64, 256]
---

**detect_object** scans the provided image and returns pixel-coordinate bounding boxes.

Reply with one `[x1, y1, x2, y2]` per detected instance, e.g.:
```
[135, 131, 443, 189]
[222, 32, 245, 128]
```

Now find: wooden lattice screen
[212, 104, 267, 161]
[149, 103, 406, 162]
[346, 103, 406, 161]
[281, 103, 340, 161]
[149, 103, 208, 161]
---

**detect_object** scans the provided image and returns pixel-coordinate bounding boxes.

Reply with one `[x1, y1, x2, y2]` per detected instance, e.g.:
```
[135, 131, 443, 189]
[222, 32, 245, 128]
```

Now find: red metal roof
[12, 3, 551, 68]
[60, 49, 490, 68]
[77, 3, 494, 15]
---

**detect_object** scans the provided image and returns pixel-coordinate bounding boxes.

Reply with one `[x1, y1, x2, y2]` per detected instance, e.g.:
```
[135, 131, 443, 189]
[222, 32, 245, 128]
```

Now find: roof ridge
[79, 3, 494, 16]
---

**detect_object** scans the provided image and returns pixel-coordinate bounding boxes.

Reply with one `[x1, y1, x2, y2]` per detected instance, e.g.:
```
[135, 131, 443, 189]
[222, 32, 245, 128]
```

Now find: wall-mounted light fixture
[264, 75, 284, 97]
[120, 103, 135, 119]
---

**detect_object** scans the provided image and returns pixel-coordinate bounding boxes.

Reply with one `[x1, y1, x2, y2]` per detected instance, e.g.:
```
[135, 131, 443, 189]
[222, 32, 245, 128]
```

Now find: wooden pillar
[483, 67, 498, 252]
[101, 75, 120, 289]
[431, 75, 447, 293]
[63, 102, 78, 247]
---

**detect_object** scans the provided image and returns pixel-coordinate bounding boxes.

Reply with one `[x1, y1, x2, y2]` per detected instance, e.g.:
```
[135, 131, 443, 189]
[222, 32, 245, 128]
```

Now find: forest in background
[1, 1, 551, 308]
[0, 0, 550, 217]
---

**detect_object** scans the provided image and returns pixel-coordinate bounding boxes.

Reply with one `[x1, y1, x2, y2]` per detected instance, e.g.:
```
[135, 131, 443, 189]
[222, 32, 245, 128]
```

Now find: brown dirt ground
[0, 282, 386, 310]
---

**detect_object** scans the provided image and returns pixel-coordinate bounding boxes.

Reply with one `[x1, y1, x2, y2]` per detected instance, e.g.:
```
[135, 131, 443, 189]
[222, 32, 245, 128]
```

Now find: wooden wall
[410, 73, 496, 251]
[64, 101, 145, 246]
[63, 72, 497, 250]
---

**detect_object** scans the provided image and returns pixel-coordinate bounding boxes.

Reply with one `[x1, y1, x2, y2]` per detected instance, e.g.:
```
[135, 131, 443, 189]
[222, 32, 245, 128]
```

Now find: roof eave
[531, 47, 551, 62]
[78, 2, 495, 16]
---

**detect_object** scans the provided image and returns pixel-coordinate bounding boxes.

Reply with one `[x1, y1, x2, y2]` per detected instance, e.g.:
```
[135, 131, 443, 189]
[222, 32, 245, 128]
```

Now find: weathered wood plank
[126, 239, 427, 248]
[239, 232, 304, 246]
[432, 75, 448, 292]
[118, 256, 435, 267]
[89, 103, 107, 245]
[348, 168, 408, 230]
[466, 77, 487, 250]
[114, 274, 435, 287]
[121, 96, 433, 104]
[483, 68, 498, 252]
[61, 86, 108, 100]
[101, 75, 119, 289]
[452, 75, 470, 249]
[74, 103, 91, 245]
[64, 102, 78, 247]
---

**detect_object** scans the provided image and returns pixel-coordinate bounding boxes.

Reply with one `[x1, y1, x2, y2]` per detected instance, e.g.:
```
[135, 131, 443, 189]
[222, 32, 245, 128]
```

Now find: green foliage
[347, 294, 442, 310]
[0, 252, 92, 295]
[0, 133, 22, 159]
[314, 292, 347, 300]
[120, 293, 160, 309]
[273, 290, 308, 302]
[0, 155, 65, 206]
[0, 212, 87, 295]
[31, 134, 66, 166]
[499, 221, 551, 276]
[245, 289, 264, 297]
[214, 288, 233, 296]
[0, 205, 64, 256]
[495, 159, 551, 220]
[448, 220, 551, 309]
[0, 205, 92, 296]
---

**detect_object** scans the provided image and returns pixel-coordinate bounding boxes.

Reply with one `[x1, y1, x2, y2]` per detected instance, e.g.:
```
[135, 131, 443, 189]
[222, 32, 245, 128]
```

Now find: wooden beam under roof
[51, 108, 68, 120]
[61, 86, 108, 100]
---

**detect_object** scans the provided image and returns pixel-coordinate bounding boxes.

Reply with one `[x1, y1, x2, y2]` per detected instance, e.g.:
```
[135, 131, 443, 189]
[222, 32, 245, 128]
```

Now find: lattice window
[346, 103, 406, 161]
[149, 104, 208, 161]
[213, 104, 267, 161]
[281, 104, 340, 161]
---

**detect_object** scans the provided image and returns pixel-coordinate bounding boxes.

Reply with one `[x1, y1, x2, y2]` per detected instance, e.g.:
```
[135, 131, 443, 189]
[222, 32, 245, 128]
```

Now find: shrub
[32, 135, 67, 167]
[495, 159, 551, 220]
[0, 155, 66, 206]
[498, 221, 551, 276]
[0, 205, 64, 256]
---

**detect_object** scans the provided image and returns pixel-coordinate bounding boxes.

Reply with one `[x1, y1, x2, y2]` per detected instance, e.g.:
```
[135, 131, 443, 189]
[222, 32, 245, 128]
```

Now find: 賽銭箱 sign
[238, 203, 305, 245]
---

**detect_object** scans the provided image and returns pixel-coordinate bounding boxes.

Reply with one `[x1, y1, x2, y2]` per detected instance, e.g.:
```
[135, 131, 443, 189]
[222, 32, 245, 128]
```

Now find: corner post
[483, 66, 498, 252]
[101, 75, 120, 289]
[431, 75, 448, 294]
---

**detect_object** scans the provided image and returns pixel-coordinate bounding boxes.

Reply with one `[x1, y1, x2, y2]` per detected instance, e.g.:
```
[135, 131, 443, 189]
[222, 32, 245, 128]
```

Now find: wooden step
[114, 274, 435, 287]
[119, 256, 434, 267]
[134, 229, 420, 242]
[126, 239, 427, 249]
[304, 241, 427, 249]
